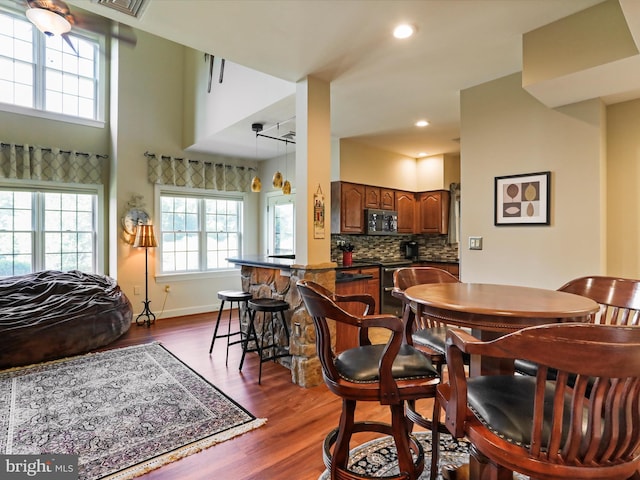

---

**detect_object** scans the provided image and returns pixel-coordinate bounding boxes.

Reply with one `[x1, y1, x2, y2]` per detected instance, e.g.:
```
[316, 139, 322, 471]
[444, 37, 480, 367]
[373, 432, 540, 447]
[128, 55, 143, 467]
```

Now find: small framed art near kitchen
[494, 171, 550, 226]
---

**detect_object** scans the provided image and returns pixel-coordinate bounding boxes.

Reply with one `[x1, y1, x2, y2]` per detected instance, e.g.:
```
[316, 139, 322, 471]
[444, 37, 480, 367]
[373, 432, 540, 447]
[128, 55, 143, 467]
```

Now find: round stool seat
[218, 290, 252, 302]
[248, 298, 289, 312]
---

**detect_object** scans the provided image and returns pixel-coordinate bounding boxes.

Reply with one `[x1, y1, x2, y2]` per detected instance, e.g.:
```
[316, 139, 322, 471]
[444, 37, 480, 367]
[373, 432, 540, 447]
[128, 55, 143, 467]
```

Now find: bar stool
[240, 297, 290, 384]
[209, 290, 252, 365]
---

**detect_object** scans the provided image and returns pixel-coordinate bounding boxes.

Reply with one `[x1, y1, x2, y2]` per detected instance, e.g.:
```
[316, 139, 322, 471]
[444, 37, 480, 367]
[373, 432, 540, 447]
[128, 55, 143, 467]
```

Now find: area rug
[318, 431, 527, 479]
[0, 343, 266, 480]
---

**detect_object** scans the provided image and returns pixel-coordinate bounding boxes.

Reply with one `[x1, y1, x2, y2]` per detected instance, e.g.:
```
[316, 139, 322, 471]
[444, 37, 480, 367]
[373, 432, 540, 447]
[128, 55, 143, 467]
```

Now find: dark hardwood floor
[106, 311, 427, 480]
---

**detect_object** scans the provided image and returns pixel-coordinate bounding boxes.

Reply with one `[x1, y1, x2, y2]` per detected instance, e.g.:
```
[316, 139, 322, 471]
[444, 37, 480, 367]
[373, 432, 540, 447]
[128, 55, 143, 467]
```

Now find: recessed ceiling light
[418, 152, 427, 158]
[393, 24, 415, 39]
[415, 120, 429, 127]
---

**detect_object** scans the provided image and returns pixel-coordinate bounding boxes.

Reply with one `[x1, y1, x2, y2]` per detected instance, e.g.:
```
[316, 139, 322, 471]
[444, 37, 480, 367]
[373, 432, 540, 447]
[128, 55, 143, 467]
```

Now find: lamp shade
[133, 224, 158, 248]
[26, 8, 72, 36]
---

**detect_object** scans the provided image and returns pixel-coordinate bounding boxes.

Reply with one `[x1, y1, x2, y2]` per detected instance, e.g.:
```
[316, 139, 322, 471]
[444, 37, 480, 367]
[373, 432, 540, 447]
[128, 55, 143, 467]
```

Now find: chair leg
[430, 396, 441, 480]
[331, 398, 356, 478]
[209, 299, 226, 354]
[225, 300, 234, 366]
[391, 403, 419, 479]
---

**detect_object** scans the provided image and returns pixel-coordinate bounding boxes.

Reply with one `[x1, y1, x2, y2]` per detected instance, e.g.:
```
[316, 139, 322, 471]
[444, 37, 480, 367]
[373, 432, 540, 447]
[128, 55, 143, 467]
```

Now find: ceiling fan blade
[61, 32, 77, 54]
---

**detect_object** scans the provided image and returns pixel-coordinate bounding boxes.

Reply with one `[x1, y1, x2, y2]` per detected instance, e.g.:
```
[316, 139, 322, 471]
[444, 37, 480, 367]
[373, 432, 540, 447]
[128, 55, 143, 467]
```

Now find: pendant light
[250, 123, 262, 192]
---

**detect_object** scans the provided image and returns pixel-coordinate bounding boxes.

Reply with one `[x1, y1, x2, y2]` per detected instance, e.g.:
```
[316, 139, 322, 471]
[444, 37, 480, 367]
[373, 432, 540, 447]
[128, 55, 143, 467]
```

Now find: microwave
[366, 209, 398, 235]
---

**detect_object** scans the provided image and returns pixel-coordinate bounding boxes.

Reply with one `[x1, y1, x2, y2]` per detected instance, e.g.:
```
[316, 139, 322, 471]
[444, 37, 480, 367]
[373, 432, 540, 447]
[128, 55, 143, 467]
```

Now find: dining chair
[392, 267, 466, 434]
[515, 275, 640, 378]
[297, 280, 441, 480]
[434, 323, 640, 480]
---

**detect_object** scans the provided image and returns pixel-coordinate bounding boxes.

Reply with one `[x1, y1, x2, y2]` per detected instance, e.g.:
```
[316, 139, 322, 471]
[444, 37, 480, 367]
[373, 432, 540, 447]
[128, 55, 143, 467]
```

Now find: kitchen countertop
[335, 272, 373, 283]
[226, 254, 296, 269]
[226, 255, 459, 271]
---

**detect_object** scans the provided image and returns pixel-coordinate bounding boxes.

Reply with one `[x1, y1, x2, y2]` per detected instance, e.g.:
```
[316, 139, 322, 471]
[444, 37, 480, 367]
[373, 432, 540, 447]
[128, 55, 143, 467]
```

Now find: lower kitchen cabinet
[334, 266, 381, 351]
[418, 262, 459, 278]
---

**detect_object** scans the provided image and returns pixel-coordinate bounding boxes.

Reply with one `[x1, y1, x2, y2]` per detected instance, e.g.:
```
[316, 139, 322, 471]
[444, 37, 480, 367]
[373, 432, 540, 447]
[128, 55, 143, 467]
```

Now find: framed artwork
[313, 185, 325, 239]
[494, 171, 550, 226]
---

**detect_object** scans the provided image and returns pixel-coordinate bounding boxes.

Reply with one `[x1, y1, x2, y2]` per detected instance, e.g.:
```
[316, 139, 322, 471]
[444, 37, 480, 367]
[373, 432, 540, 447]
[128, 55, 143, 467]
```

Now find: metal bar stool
[240, 297, 290, 384]
[209, 290, 252, 365]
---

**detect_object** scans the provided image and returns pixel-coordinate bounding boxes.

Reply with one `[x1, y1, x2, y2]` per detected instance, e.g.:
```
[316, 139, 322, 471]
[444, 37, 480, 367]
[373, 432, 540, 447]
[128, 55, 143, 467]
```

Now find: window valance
[0, 142, 106, 184]
[146, 152, 257, 193]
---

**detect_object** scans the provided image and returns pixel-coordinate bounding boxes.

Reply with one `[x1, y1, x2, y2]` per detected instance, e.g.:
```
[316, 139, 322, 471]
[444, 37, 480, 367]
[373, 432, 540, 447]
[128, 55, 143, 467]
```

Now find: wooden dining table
[403, 282, 600, 480]
[403, 282, 600, 376]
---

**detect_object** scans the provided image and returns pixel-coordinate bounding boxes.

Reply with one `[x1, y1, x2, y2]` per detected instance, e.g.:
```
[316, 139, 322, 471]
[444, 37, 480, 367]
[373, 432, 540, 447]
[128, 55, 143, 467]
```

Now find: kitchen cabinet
[331, 182, 365, 234]
[365, 186, 395, 210]
[416, 190, 449, 234]
[395, 191, 415, 234]
[334, 266, 381, 351]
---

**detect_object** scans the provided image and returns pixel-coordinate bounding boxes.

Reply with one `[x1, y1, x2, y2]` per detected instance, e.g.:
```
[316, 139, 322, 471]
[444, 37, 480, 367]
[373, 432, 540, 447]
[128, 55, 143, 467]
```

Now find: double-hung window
[0, 6, 103, 123]
[0, 183, 101, 276]
[159, 189, 243, 273]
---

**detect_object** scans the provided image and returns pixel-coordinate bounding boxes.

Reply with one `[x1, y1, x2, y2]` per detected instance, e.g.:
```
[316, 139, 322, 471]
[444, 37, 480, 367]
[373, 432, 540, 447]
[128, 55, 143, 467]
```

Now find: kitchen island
[227, 255, 337, 388]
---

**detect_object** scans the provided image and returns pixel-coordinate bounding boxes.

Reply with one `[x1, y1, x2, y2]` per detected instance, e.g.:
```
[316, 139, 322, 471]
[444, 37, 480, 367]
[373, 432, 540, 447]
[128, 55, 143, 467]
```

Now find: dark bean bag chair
[0, 270, 132, 369]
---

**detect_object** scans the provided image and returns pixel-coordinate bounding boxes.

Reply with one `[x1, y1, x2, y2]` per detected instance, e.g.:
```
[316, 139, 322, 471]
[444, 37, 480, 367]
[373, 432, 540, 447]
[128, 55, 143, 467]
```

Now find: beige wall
[606, 98, 640, 278]
[460, 72, 606, 289]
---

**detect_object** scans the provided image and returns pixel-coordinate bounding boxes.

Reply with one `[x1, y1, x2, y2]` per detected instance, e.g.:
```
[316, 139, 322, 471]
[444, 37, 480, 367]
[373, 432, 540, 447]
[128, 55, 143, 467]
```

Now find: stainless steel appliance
[366, 209, 398, 235]
[380, 260, 412, 316]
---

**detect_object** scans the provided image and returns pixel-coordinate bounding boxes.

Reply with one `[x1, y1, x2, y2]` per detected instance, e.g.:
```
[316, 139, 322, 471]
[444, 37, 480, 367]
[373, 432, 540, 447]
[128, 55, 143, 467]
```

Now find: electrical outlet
[133, 286, 141, 295]
[469, 236, 483, 250]
[164, 285, 171, 293]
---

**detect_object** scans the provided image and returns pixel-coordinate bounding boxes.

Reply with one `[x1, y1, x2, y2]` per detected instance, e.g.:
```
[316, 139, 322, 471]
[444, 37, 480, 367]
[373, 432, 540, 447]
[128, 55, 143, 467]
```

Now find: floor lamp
[133, 224, 158, 327]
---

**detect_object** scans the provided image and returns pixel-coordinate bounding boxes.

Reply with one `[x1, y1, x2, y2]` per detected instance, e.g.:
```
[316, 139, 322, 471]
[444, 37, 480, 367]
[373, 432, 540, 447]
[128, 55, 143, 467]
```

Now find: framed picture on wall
[494, 171, 550, 226]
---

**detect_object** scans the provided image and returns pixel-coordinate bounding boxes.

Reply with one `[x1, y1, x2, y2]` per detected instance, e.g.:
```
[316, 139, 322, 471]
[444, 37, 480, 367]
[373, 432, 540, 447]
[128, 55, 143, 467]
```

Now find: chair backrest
[393, 266, 459, 291]
[453, 323, 640, 472]
[393, 267, 460, 330]
[297, 280, 371, 383]
[558, 276, 640, 325]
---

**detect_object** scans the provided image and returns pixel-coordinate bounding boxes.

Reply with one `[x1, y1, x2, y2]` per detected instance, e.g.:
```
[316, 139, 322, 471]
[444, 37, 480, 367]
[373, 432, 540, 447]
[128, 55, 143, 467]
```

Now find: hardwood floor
[106, 311, 425, 480]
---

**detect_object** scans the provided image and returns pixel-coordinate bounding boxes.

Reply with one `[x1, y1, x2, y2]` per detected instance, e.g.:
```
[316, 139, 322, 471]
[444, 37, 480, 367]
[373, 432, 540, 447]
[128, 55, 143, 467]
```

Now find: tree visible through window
[160, 193, 242, 273]
[0, 189, 98, 276]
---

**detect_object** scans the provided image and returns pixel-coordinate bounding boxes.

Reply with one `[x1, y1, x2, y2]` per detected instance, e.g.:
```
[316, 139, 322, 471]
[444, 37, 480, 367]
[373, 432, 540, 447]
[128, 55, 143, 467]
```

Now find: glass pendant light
[282, 139, 292, 195]
[251, 126, 261, 192]
[272, 123, 283, 188]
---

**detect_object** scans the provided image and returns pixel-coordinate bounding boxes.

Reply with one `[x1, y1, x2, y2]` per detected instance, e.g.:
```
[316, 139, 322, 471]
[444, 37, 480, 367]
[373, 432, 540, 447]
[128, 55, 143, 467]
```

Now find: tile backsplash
[331, 234, 459, 263]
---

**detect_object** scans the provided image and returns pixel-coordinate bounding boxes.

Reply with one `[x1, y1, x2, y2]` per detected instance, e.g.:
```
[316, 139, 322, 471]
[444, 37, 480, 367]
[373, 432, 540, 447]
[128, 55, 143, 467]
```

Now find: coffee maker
[404, 241, 419, 261]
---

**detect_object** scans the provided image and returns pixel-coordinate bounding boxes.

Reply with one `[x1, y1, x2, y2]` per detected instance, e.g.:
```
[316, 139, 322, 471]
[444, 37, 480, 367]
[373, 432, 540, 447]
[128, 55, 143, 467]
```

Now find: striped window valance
[146, 152, 257, 193]
[0, 142, 106, 184]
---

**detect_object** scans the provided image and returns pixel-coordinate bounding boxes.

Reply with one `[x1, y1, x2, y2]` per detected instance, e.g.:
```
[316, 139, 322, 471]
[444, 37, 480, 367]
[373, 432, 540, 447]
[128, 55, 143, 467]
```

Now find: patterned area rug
[0, 343, 266, 480]
[318, 431, 527, 479]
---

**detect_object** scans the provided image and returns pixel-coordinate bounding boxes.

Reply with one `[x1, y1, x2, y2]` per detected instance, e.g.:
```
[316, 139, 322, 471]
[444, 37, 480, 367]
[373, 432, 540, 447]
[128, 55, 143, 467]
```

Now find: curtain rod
[144, 152, 256, 170]
[1, 142, 108, 159]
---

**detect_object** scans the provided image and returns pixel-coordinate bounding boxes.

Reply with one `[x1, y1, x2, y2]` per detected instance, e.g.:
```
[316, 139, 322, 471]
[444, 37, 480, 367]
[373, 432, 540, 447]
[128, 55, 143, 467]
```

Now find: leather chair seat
[514, 359, 595, 396]
[335, 344, 439, 383]
[413, 326, 471, 363]
[467, 375, 573, 449]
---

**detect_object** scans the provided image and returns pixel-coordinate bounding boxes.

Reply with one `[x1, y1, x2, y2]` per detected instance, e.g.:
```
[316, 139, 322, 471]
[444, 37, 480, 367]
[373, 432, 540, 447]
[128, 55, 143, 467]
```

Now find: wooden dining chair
[297, 280, 441, 480]
[392, 266, 462, 375]
[515, 275, 640, 378]
[434, 323, 640, 480]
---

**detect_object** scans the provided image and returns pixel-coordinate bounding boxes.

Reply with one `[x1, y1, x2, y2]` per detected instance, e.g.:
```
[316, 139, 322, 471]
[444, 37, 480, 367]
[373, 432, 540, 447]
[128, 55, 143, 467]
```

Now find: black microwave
[366, 209, 398, 235]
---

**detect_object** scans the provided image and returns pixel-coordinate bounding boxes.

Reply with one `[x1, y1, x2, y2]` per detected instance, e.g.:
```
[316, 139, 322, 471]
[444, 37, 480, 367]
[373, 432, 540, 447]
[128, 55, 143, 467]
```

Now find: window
[0, 7, 103, 122]
[160, 191, 243, 273]
[267, 193, 295, 256]
[0, 186, 100, 276]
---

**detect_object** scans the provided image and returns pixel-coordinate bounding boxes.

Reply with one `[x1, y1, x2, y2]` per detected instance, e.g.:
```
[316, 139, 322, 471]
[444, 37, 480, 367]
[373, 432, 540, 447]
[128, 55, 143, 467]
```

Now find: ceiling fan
[20, 0, 136, 52]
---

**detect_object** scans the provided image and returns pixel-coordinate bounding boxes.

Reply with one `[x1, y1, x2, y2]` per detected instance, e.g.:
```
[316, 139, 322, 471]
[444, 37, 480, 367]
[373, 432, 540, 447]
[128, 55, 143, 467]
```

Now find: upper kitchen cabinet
[416, 190, 450, 234]
[331, 182, 366, 234]
[395, 191, 415, 234]
[365, 186, 395, 210]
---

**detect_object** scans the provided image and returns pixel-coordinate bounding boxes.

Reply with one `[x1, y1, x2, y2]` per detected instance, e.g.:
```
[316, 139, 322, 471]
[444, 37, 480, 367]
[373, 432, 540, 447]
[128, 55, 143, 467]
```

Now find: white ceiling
[67, 0, 612, 160]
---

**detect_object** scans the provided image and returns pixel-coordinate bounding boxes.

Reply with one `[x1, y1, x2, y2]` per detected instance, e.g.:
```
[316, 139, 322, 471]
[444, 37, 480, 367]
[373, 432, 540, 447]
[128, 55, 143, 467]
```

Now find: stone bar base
[240, 262, 336, 388]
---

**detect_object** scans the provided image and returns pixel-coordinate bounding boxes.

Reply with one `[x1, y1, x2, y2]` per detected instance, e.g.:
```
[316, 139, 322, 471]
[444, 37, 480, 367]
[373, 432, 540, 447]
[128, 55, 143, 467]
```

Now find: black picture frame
[494, 171, 550, 226]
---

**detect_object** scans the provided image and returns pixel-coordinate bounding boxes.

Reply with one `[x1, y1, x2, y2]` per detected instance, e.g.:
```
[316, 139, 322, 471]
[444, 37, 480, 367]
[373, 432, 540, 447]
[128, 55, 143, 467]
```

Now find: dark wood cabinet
[416, 190, 449, 234]
[418, 262, 459, 278]
[365, 186, 395, 210]
[334, 266, 381, 351]
[331, 182, 366, 234]
[395, 191, 415, 234]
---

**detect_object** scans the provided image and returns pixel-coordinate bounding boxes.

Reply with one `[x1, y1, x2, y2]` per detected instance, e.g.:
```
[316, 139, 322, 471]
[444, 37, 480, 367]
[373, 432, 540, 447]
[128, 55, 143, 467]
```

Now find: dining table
[403, 282, 600, 376]
[402, 282, 600, 480]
